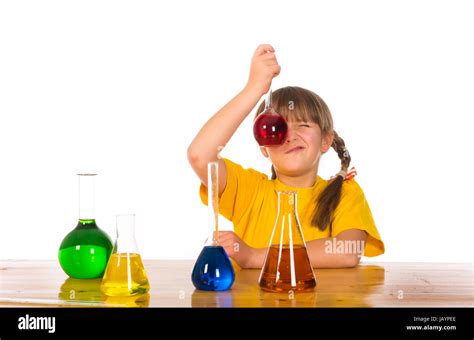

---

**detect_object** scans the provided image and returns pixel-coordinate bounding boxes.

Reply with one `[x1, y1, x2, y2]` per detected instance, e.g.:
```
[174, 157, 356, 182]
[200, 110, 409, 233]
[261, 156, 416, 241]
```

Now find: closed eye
[299, 124, 310, 128]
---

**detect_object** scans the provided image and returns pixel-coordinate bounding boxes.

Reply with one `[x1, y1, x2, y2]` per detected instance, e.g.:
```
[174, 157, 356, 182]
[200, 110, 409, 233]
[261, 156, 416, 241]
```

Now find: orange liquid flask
[101, 214, 150, 296]
[259, 191, 316, 292]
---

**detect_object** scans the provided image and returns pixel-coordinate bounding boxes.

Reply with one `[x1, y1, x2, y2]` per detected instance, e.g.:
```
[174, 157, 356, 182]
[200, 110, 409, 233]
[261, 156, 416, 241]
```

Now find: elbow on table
[343, 254, 362, 268]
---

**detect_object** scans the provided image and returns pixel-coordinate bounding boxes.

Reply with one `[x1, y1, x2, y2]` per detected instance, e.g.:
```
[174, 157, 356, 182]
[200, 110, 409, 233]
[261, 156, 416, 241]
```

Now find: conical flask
[100, 214, 150, 296]
[191, 161, 235, 291]
[58, 174, 113, 279]
[259, 191, 317, 292]
[253, 89, 288, 146]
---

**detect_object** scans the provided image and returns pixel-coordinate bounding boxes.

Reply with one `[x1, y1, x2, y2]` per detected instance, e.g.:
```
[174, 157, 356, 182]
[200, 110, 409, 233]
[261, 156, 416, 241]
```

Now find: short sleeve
[199, 158, 267, 224]
[331, 180, 385, 257]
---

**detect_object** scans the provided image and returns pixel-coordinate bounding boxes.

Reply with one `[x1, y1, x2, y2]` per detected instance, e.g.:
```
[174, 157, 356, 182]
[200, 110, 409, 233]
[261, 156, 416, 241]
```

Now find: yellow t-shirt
[200, 158, 384, 258]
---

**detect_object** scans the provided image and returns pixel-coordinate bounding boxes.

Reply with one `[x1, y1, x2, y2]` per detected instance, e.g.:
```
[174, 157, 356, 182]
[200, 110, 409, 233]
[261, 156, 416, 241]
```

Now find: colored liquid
[191, 246, 235, 291]
[101, 253, 150, 296]
[58, 219, 113, 279]
[259, 245, 316, 292]
[59, 245, 109, 279]
[253, 112, 288, 146]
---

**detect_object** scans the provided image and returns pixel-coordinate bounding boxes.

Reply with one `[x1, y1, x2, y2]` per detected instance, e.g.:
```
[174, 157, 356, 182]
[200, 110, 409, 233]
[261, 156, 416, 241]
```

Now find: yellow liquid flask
[100, 214, 150, 296]
[259, 191, 317, 293]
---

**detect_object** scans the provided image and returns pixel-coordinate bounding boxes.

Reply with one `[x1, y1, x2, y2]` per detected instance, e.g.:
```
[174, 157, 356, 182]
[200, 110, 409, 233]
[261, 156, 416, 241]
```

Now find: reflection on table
[0, 260, 471, 307]
[58, 277, 149, 307]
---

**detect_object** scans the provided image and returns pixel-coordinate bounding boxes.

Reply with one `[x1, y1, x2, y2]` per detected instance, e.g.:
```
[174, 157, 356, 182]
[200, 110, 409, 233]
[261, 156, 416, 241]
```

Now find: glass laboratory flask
[191, 161, 235, 291]
[58, 174, 113, 279]
[259, 191, 317, 292]
[253, 89, 288, 146]
[100, 214, 150, 296]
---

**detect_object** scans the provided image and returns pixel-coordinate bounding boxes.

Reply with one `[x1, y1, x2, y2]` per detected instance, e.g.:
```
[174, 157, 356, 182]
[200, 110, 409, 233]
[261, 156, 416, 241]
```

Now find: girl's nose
[285, 129, 297, 143]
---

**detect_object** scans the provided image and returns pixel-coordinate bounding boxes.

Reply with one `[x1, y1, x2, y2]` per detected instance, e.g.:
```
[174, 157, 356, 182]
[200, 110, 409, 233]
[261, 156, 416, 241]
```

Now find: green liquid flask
[58, 174, 113, 279]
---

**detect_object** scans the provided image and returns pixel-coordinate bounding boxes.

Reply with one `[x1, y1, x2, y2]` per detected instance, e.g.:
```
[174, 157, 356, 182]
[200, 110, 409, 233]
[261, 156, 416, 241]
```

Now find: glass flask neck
[114, 214, 139, 254]
[76, 219, 98, 229]
[265, 88, 272, 110]
[270, 191, 306, 247]
[206, 161, 219, 246]
[78, 174, 96, 220]
[278, 191, 297, 215]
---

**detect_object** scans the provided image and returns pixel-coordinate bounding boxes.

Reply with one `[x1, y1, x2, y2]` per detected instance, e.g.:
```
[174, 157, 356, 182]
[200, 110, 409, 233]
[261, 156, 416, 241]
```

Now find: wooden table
[0, 260, 472, 307]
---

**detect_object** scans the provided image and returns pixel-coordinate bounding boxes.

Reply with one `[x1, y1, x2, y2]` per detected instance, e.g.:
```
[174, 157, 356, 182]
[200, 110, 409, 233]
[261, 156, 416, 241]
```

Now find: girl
[188, 44, 384, 269]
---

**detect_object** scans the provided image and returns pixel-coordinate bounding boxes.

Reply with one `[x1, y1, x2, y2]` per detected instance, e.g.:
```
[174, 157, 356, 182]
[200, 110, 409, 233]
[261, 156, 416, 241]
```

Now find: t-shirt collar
[274, 176, 324, 195]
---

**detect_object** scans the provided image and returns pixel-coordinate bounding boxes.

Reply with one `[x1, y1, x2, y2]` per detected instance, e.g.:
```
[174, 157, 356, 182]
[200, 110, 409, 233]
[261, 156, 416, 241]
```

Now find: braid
[312, 131, 351, 231]
[332, 131, 351, 173]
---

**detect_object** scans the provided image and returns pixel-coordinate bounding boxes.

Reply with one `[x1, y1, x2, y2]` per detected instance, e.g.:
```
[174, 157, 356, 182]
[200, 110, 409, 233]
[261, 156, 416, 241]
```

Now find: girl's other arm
[306, 229, 368, 268]
[187, 44, 280, 195]
[219, 229, 367, 269]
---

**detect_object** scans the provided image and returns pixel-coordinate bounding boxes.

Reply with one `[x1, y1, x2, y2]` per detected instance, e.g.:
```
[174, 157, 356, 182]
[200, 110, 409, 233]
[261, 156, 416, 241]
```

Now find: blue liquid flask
[191, 161, 235, 291]
[192, 245, 235, 291]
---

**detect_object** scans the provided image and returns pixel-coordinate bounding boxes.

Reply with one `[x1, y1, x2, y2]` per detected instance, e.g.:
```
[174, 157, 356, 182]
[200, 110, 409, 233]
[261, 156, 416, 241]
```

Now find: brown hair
[255, 86, 351, 231]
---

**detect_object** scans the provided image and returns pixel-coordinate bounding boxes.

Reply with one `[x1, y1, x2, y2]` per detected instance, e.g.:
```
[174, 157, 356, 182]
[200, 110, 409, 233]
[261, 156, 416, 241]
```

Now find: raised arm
[187, 44, 281, 195]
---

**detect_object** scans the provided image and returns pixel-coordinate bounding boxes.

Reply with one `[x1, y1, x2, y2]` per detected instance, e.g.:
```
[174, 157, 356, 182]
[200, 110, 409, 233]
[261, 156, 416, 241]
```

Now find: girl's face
[260, 119, 333, 178]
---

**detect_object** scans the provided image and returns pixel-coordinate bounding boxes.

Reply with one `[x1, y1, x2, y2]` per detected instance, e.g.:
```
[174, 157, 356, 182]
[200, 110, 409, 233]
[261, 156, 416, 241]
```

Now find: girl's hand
[246, 44, 281, 97]
[217, 231, 265, 269]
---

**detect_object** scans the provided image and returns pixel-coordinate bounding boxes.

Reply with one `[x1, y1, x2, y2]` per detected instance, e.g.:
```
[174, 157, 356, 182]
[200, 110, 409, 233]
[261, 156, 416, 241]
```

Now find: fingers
[247, 44, 280, 96]
[217, 231, 240, 256]
[261, 52, 277, 61]
[259, 52, 278, 67]
[217, 231, 237, 243]
[271, 64, 281, 76]
[259, 63, 281, 77]
[222, 245, 235, 257]
[255, 48, 279, 76]
[217, 231, 236, 237]
[263, 59, 278, 68]
[263, 59, 279, 67]
[254, 44, 275, 57]
[220, 238, 238, 257]
[218, 235, 235, 245]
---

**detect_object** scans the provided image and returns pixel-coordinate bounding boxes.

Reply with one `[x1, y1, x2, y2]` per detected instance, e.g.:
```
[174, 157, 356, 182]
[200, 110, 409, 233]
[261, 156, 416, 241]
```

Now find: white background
[1, 0, 473, 262]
